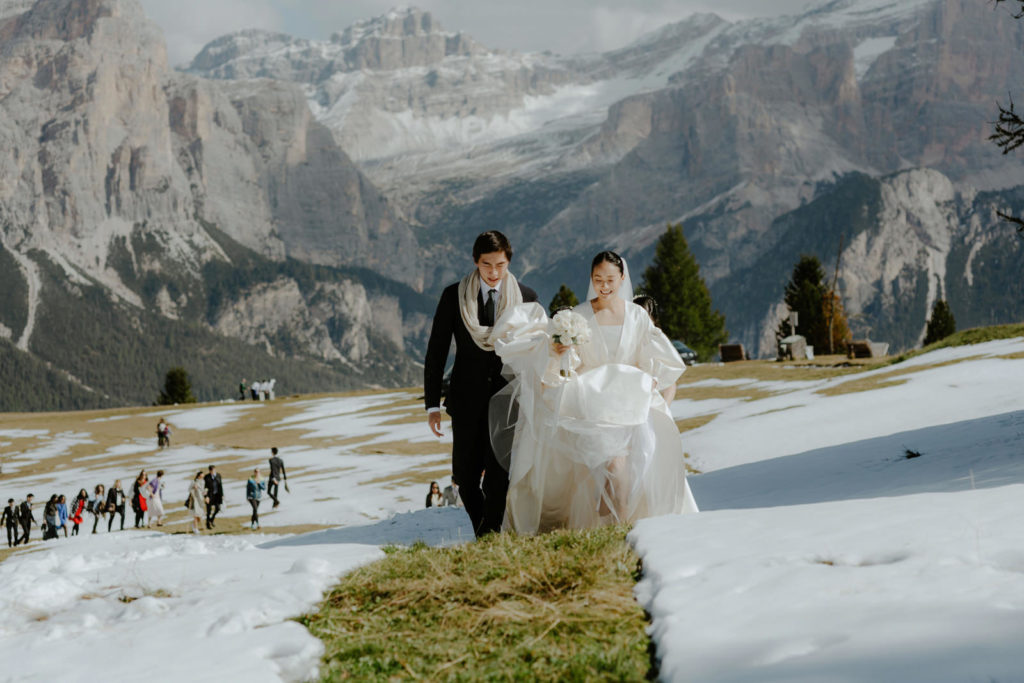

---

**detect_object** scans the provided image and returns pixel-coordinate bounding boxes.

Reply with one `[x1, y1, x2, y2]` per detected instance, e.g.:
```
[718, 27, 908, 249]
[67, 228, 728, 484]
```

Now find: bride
[491, 250, 698, 534]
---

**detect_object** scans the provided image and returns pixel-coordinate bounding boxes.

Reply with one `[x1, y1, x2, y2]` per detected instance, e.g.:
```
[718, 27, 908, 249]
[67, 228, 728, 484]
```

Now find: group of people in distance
[239, 378, 276, 401]
[3, 448, 289, 545]
[3, 470, 167, 547]
[184, 449, 287, 534]
[424, 230, 698, 538]
[425, 479, 461, 508]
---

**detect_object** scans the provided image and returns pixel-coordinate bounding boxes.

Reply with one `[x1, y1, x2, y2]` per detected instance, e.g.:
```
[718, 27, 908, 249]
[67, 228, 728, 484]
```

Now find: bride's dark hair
[591, 250, 624, 274]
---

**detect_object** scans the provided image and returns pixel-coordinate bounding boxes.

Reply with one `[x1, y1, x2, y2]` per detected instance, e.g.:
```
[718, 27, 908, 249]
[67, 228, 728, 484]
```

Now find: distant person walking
[107, 480, 126, 531]
[69, 489, 87, 536]
[250, 381, 260, 401]
[16, 494, 35, 545]
[442, 479, 461, 508]
[204, 465, 224, 529]
[246, 468, 266, 530]
[187, 471, 207, 535]
[156, 419, 171, 449]
[239, 378, 247, 401]
[89, 484, 107, 534]
[425, 481, 444, 508]
[43, 495, 59, 540]
[267, 447, 288, 508]
[131, 474, 148, 528]
[2, 499, 17, 547]
[57, 494, 69, 537]
[146, 471, 166, 527]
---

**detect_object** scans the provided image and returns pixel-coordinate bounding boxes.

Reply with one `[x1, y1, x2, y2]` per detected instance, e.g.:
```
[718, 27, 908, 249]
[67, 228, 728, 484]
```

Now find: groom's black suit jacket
[424, 281, 538, 416]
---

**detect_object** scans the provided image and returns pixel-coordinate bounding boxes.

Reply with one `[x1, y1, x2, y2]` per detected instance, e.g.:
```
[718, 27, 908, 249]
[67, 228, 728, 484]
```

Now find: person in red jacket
[69, 489, 88, 536]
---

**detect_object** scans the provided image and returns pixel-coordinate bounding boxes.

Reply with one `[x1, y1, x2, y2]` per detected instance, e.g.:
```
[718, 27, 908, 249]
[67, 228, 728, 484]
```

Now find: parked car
[671, 340, 698, 365]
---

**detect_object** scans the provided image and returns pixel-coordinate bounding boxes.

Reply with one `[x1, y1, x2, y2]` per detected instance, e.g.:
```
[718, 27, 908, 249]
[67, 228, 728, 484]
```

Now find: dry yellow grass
[303, 524, 651, 681]
[675, 414, 717, 434]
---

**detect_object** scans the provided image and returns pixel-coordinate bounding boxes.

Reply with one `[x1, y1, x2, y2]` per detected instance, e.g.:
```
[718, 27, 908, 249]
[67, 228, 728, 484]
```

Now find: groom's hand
[428, 411, 443, 437]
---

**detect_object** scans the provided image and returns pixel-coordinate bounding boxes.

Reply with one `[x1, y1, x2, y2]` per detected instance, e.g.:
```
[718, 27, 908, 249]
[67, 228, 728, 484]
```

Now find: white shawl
[458, 270, 524, 351]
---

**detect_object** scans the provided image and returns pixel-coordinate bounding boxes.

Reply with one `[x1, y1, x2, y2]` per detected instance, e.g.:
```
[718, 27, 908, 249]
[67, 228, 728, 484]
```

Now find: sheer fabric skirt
[492, 304, 698, 535]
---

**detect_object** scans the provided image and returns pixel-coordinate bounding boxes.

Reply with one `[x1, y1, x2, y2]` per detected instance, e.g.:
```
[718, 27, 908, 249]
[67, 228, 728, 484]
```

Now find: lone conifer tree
[639, 223, 727, 361]
[158, 366, 196, 405]
[548, 284, 580, 316]
[923, 299, 957, 346]
[777, 255, 830, 351]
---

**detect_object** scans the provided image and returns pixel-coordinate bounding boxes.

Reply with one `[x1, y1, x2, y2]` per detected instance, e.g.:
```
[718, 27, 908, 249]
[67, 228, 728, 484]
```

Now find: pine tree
[923, 299, 957, 346]
[548, 284, 580, 316]
[777, 255, 830, 352]
[639, 223, 728, 361]
[158, 366, 196, 405]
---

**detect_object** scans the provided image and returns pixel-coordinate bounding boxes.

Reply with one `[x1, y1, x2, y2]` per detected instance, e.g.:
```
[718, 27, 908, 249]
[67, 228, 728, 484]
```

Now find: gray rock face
[0, 0, 427, 395]
[212, 277, 408, 363]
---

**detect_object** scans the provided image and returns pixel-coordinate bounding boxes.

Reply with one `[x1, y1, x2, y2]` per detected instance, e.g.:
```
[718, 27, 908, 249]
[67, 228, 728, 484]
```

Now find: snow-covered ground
[631, 337, 1024, 681]
[0, 392, 471, 682]
[2, 338, 1023, 681]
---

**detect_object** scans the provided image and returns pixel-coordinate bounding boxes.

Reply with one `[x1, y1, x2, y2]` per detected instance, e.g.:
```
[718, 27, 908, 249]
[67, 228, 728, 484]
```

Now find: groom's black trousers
[451, 408, 507, 536]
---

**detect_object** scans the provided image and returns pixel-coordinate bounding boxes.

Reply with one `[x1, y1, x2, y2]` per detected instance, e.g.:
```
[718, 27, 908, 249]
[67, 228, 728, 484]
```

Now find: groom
[424, 230, 537, 536]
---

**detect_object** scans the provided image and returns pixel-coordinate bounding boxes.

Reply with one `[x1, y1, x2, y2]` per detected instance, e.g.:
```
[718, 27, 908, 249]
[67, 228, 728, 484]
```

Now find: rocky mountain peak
[186, 6, 487, 81]
[330, 7, 448, 46]
[328, 6, 486, 71]
[4, 0, 149, 44]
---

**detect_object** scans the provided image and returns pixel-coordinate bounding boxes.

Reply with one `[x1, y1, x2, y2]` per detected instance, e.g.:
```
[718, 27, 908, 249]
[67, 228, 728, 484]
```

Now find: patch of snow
[853, 35, 897, 79]
[632, 485, 1024, 682]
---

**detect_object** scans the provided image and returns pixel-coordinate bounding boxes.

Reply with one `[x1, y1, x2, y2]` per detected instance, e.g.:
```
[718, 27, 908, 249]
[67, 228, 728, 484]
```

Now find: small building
[719, 343, 746, 363]
[777, 335, 807, 361]
[847, 340, 890, 359]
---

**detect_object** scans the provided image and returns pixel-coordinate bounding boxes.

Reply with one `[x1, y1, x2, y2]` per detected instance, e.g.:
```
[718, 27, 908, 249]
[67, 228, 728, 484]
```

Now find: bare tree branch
[997, 210, 1024, 236]
[991, 2, 1024, 237]
[990, 97, 1024, 154]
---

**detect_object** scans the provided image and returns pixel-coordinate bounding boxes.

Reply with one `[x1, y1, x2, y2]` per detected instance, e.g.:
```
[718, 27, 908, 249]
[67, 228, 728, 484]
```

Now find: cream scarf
[458, 270, 523, 351]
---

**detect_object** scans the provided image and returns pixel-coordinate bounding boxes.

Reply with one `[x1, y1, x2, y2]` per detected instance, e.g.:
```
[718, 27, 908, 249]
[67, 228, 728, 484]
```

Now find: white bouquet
[551, 310, 591, 346]
[551, 310, 590, 378]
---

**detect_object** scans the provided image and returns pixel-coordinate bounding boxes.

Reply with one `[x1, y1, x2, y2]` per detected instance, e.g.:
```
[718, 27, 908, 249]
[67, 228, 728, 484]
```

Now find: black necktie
[483, 288, 496, 326]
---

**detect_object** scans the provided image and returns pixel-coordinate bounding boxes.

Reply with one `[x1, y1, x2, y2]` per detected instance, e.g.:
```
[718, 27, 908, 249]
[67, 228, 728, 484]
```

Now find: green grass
[301, 525, 653, 681]
[885, 323, 1024, 366]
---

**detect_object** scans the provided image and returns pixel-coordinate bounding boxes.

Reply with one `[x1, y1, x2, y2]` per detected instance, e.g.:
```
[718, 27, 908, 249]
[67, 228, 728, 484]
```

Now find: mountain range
[1, 0, 1023, 410]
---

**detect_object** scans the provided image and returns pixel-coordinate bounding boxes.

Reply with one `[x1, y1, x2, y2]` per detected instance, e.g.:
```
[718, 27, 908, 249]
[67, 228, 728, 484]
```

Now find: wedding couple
[424, 231, 698, 537]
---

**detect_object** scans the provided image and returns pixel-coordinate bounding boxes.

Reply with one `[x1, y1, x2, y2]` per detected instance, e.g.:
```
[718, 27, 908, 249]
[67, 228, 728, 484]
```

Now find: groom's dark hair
[473, 231, 513, 262]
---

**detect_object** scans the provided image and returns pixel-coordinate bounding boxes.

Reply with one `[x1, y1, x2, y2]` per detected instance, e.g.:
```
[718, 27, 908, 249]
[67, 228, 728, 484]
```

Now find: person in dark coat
[3, 498, 19, 547]
[131, 474, 148, 528]
[106, 479, 127, 531]
[267, 447, 287, 508]
[15, 494, 35, 545]
[204, 465, 224, 529]
[423, 230, 538, 537]
[42, 495, 59, 540]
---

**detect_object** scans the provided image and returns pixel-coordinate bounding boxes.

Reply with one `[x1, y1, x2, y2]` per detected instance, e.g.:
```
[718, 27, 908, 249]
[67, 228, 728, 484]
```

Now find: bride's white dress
[491, 300, 698, 534]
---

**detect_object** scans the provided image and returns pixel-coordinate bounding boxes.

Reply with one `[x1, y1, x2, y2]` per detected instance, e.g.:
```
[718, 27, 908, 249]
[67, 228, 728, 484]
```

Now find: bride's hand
[553, 342, 571, 355]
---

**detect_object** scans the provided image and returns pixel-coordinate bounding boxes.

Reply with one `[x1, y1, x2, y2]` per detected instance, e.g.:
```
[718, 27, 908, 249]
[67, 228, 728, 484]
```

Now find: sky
[137, 0, 813, 67]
